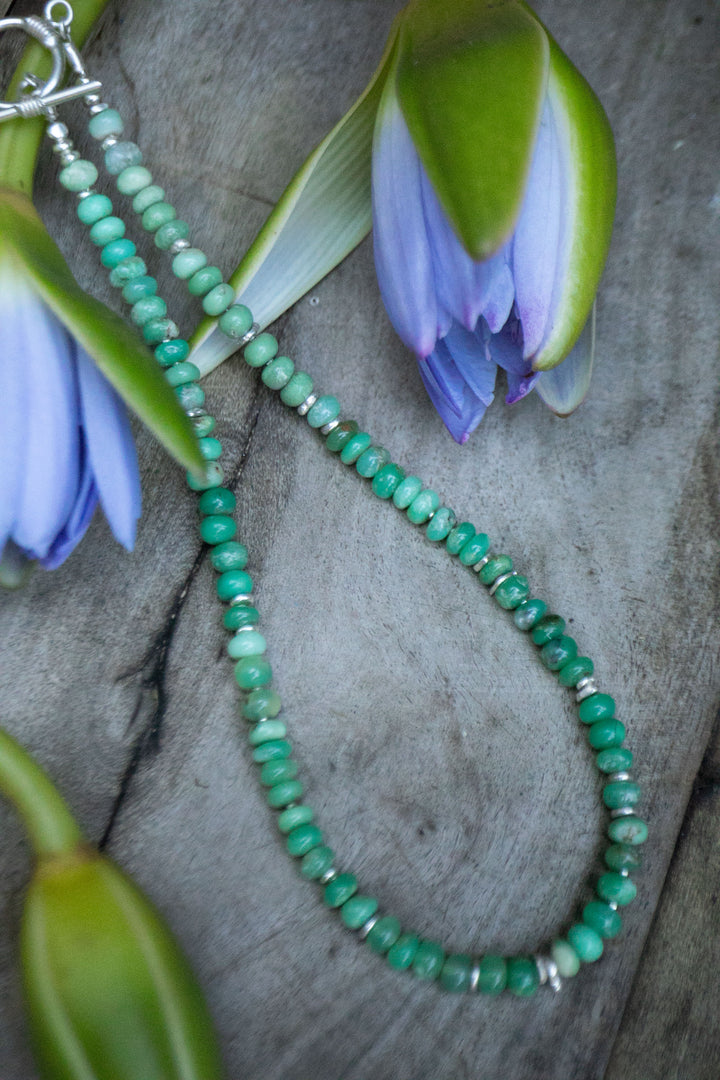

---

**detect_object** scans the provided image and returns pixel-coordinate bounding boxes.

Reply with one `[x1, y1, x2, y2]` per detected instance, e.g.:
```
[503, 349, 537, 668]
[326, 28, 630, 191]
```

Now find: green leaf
[535, 302, 595, 415]
[190, 17, 401, 377]
[396, 0, 549, 260]
[0, 189, 204, 476]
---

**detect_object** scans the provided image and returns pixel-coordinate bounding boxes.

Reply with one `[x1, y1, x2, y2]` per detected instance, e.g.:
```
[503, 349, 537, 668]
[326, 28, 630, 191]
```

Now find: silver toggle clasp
[0, 2, 102, 123]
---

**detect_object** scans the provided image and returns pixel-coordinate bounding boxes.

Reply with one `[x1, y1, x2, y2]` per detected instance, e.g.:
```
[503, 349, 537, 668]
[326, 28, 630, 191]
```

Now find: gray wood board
[1, 1, 718, 1078]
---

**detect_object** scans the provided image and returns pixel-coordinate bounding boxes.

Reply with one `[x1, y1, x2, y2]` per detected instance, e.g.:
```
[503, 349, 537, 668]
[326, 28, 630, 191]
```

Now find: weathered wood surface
[1, 1, 719, 1077]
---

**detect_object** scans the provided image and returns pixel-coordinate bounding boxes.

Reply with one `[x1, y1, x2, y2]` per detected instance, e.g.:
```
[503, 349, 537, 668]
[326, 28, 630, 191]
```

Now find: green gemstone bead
[210, 541, 248, 572]
[579, 694, 616, 723]
[197, 437, 221, 461]
[248, 720, 286, 746]
[531, 614, 566, 645]
[540, 635, 578, 672]
[392, 476, 423, 509]
[494, 574, 530, 610]
[188, 265, 224, 296]
[407, 489, 440, 525]
[583, 901, 622, 939]
[477, 955, 507, 995]
[307, 395, 341, 429]
[116, 164, 152, 195]
[597, 872, 637, 906]
[244, 333, 278, 366]
[280, 372, 314, 407]
[605, 843, 642, 873]
[131, 296, 167, 327]
[155, 220, 190, 250]
[324, 874, 358, 908]
[217, 570, 253, 601]
[366, 916, 402, 954]
[122, 275, 157, 304]
[252, 740, 292, 764]
[446, 521, 475, 555]
[100, 239, 136, 268]
[175, 384, 205, 412]
[144, 317, 179, 345]
[141, 200, 176, 232]
[202, 283, 235, 316]
[356, 446, 390, 479]
[458, 532, 490, 566]
[387, 933, 420, 970]
[603, 781, 641, 810]
[199, 515, 236, 545]
[587, 719, 626, 750]
[132, 184, 165, 213]
[479, 554, 513, 585]
[513, 598, 547, 631]
[227, 629, 266, 659]
[339, 432, 372, 465]
[551, 939, 580, 978]
[235, 657, 272, 691]
[286, 824, 323, 857]
[105, 141, 142, 174]
[88, 108, 124, 139]
[59, 158, 98, 191]
[260, 759, 298, 787]
[192, 415, 216, 438]
[371, 463, 405, 500]
[596, 748, 634, 774]
[341, 895, 378, 930]
[440, 954, 472, 992]
[608, 816, 648, 846]
[218, 304, 253, 339]
[89, 216, 125, 246]
[186, 462, 224, 491]
[300, 846, 334, 880]
[277, 805, 313, 833]
[262, 356, 295, 389]
[325, 420, 359, 452]
[243, 688, 282, 721]
[77, 193, 112, 225]
[172, 248, 207, 279]
[567, 924, 603, 963]
[224, 605, 259, 631]
[266, 779, 303, 809]
[506, 957, 539, 996]
[154, 339, 189, 365]
[558, 656, 594, 687]
[426, 507, 456, 541]
[198, 486, 236, 515]
[411, 940, 444, 981]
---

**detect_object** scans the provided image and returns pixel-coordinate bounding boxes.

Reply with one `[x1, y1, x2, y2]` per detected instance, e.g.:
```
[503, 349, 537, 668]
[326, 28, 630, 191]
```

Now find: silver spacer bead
[319, 868, 337, 886]
[229, 593, 252, 607]
[101, 134, 118, 150]
[169, 238, 191, 255]
[608, 771, 631, 783]
[575, 677, 599, 702]
[253, 717, 271, 725]
[535, 956, 561, 992]
[297, 393, 318, 417]
[469, 961, 481, 993]
[610, 806, 636, 818]
[234, 625, 257, 634]
[472, 552, 493, 573]
[88, 100, 110, 114]
[426, 509, 436, 520]
[186, 407, 206, 418]
[320, 419, 341, 436]
[76, 189, 94, 200]
[46, 120, 69, 141]
[238, 323, 260, 347]
[619, 869, 630, 877]
[357, 915, 379, 940]
[59, 149, 80, 166]
[488, 570, 517, 596]
[608, 901, 618, 911]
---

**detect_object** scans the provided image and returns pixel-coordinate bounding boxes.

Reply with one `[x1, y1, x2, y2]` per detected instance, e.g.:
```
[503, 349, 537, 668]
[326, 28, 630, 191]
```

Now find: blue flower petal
[477, 245, 515, 334]
[424, 342, 465, 418]
[41, 444, 97, 570]
[0, 292, 25, 550]
[442, 321, 497, 407]
[418, 350, 494, 444]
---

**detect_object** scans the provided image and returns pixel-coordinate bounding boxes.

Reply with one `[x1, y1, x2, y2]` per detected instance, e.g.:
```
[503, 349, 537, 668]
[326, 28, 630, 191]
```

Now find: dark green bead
[277, 805, 314, 833]
[154, 339, 189, 365]
[583, 901, 622, 939]
[603, 780, 641, 810]
[567, 924, 603, 963]
[596, 748, 633, 774]
[579, 693, 616, 723]
[558, 656, 594, 687]
[286, 824, 323, 857]
[458, 532, 490, 566]
[339, 432, 372, 464]
[608, 816, 648, 846]
[235, 657, 272, 690]
[371, 463, 405, 499]
[324, 873, 357, 908]
[341, 895, 378, 930]
[356, 446, 390, 478]
[386, 933, 420, 970]
[540, 635, 578, 672]
[260, 759, 298, 787]
[188, 265, 223, 296]
[325, 420, 359, 453]
[198, 487, 236, 515]
[604, 843, 642, 873]
[143, 317, 179, 345]
[477, 955, 507, 995]
[446, 522, 475, 555]
[494, 574, 530, 610]
[531, 614, 566, 645]
[597, 872, 637, 906]
[513, 598, 547, 631]
[366, 916, 401, 955]
[210, 541, 248, 573]
[411, 940, 444, 981]
[506, 957, 539, 996]
[478, 554, 512, 584]
[266, 779, 303, 808]
[199, 515, 236, 545]
[587, 719, 626, 750]
[300, 846, 334, 880]
[164, 360, 198, 387]
[101, 239, 136, 268]
[224, 605, 259, 631]
[243, 688, 282, 721]
[216, 570, 253, 601]
[252, 740, 292, 764]
[440, 954, 472, 992]
[426, 507, 456, 542]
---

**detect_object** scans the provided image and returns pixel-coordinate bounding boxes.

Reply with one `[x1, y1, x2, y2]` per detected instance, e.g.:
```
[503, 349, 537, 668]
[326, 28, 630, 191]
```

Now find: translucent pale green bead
[608, 816, 648, 846]
[325, 420, 359, 452]
[579, 693, 616, 723]
[262, 356, 294, 390]
[105, 141, 143, 174]
[356, 446, 390, 478]
[186, 462, 224, 491]
[587, 718, 626, 750]
[426, 506, 456, 541]
[286, 824, 323, 857]
[446, 521, 475, 554]
[513, 598, 547, 631]
[551, 939, 580, 978]
[88, 108, 124, 139]
[558, 656, 594, 687]
[300, 846, 334, 880]
[440, 954, 472, 992]
[243, 688, 282, 721]
[583, 901, 622, 939]
[531, 614, 566, 645]
[227, 629, 266, 659]
[366, 916, 401, 954]
[89, 215, 125, 245]
[199, 515, 236, 545]
[260, 759, 298, 787]
[172, 248, 207, 279]
[596, 747, 633, 774]
[371, 463, 405, 500]
[187, 265, 223, 296]
[199, 436, 222, 460]
[280, 372, 314, 407]
[540, 635, 578, 672]
[217, 570, 253, 601]
[567, 924, 603, 962]
[248, 720, 286, 746]
[307, 395, 341, 429]
[252, 740, 292, 764]
[339, 432, 372, 465]
[604, 843, 642, 873]
[244, 333, 278, 366]
[132, 184, 165, 213]
[407, 489, 439, 525]
[411, 940, 444, 981]
[219, 304, 253, 339]
[223, 605, 259, 631]
[199, 487, 235, 515]
[266, 779, 303, 808]
[478, 554, 512, 584]
[324, 874, 357, 908]
[235, 657, 272, 690]
[341, 895, 378, 930]
[131, 296, 167, 327]
[277, 805, 313, 833]
[155, 220, 190, 250]
[494, 575, 530, 610]
[108, 255, 147, 286]
[392, 476, 423, 509]
[175, 384, 205, 411]
[100, 239, 136, 268]
[506, 957, 539, 996]
[59, 158, 98, 191]
[597, 872, 637, 906]
[117, 165, 153, 195]
[122, 275, 157, 304]
[209, 540, 246, 572]
[141, 201, 176, 232]
[192, 415, 216, 437]
[155, 339, 189, 365]
[477, 955, 507, 995]
[77, 192, 112, 224]
[458, 532, 490, 566]
[144, 317, 179, 345]
[386, 933, 420, 970]
[603, 780, 641, 810]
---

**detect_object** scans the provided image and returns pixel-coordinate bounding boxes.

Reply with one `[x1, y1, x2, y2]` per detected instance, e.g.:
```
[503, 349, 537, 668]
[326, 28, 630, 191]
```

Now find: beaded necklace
[3, 2, 647, 998]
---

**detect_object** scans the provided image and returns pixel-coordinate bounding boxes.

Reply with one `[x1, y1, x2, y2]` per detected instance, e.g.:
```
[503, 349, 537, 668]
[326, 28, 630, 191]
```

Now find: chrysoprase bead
[407, 489, 440, 525]
[286, 824, 323, 857]
[300, 846, 334, 880]
[77, 192, 112, 224]
[307, 395, 341, 429]
[217, 570, 253, 601]
[479, 555, 512, 585]
[219, 304, 253, 339]
[458, 532, 490, 566]
[175, 383, 205, 411]
[446, 521, 475, 555]
[372, 463, 405, 500]
[587, 719, 626, 750]
[266, 779, 303, 808]
[199, 515, 236, 545]
[155, 339, 189, 365]
[387, 933, 420, 970]
[603, 780, 641, 810]
[122, 275, 157, 304]
[108, 256, 147, 286]
[608, 816, 648, 846]
[187, 265, 223, 296]
[132, 184, 165, 213]
[141, 200, 176, 232]
[244, 333, 278, 366]
[280, 372, 314, 407]
[597, 872, 637, 906]
[558, 656, 594, 687]
[224, 605, 259, 632]
[440, 954, 472, 993]
[494, 575, 530, 610]
[392, 475, 423, 509]
[412, 941, 444, 981]
[324, 874, 358, 908]
[339, 432, 372, 465]
[186, 462, 224, 491]
[596, 748, 633, 774]
[341, 895, 378, 930]
[277, 805, 313, 833]
[59, 158, 98, 191]
[116, 165, 152, 196]
[325, 420, 359, 453]
[210, 541, 247, 572]
[604, 843, 642, 873]
[578, 693, 616, 723]
[366, 916, 401, 954]
[88, 108, 124, 139]
[260, 759, 298, 787]
[567, 923, 603, 963]
[262, 356, 295, 390]
[243, 688, 282, 721]
[513, 598, 547, 631]
[506, 957, 539, 996]
[426, 507, 456, 541]
[227, 630, 266, 659]
[155, 220, 189, 250]
[144, 317, 179, 345]
[172, 248, 207, 279]
[192, 415, 216, 437]
[105, 141, 143, 174]
[583, 901, 622, 939]
[199, 436, 222, 461]
[248, 720, 286, 746]
[551, 939, 580, 978]
[201, 282, 234, 316]
[235, 657, 272, 690]
[252, 740, 291, 764]
[100, 239, 136, 268]
[89, 215, 125, 245]
[131, 296, 167, 327]
[477, 955, 507, 995]
[540, 635, 578, 672]
[199, 487, 236, 515]
[356, 446, 390, 478]
[531, 614, 566, 645]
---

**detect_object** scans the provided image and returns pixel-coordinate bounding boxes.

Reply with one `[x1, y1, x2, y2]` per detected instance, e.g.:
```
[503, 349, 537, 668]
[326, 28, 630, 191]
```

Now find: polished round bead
[387, 933, 420, 970]
[605, 843, 642, 873]
[192, 415, 216, 437]
[412, 941, 445, 981]
[209, 541, 247, 572]
[446, 521, 475, 554]
[324, 874, 358, 908]
[132, 184, 166, 213]
[540, 635, 578, 671]
[141, 201, 176, 232]
[224, 606, 259, 632]
[440, 954, 472, 993]
[339, 432, 372, 465]
[587, 718, 626, 750]
[558, 656, 594, 687]
[244, 333, 278, 366]
[266, 779, 303, 809]
[175, 384, 205, 411]
[277, 805, 314, 833]
[596, 748, 633, 774]
[143, 318, 178, 346]
[116, 165, 153, 198]
[108, 256, 147, 287]
[188, 265, 223, 296]
[341, 895, 378, 930]
[356, 446, 390, 479]
[597, 872, 637, 906]
[392, 476, 423, 509]
[259, 758, 298, 787]
[583, 901, 622, 939]
[458, 532, 490, 566]
[155, 219, 190, 250]
[172, 247, 207, 279]
[307, 395, 341, 429]
[186, 462, 224, 491]
[426, 506, 456, 541]
[286, 824, 323, 857]
[217, 570, 253, 601]
[407, 489, 440, 525]
[608, 816, 648, 846]
[300, 846, 335, 880]
[280, 372, 314, 407]
[579, 693, 616, 723]
[155, 339, 190, 365]
[59, 158, 98, 191]
[372, 463, 405, 500]
[131, 296, 167, 327]
[603, 780, 641, 810]
[248, 720, 286, 746]
[479, 554, 513, 585]
[199, 487, 235, 516]
[122, 275, 158, 304]
[262, 356, 295, 389]
[366, 916, 402, 954]
[325, 420, 359, 453]
[567, 924, 603, 963]
[76, 192, 112, 224]
[244, 688, 282, 721]
[252, 740, 292, 764]
[88, 108, 123, 139]
[513, 598, 547, 631]
[506, 957, 540, 996]
[227, 629, 266, 659]
[199, 515, 237, 545]
[494, 574, 530, 610]
[199, 436, 222, 460]
[531, 614, 566, 645]
[105, 141, 143, 174]
[551, 939, 580, 978]
[476, 955, 507, 995]
[218, 303, 253, 339]
[89, 215, 125, 245]
[235, 657, 272, 690]
[100, 239, 136, 268]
